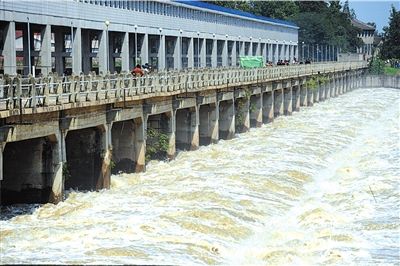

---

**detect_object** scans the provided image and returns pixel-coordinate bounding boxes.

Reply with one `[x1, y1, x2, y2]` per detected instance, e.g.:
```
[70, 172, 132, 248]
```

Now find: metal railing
[0, 61, 367, 113]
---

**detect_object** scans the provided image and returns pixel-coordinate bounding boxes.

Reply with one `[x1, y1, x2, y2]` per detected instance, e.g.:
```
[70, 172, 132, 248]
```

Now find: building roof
[174, 0, 298, 28]
[351, 18, 375, 31]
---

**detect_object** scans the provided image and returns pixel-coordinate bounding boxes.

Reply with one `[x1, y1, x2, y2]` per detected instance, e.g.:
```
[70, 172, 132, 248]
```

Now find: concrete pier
[262, 91, 274, 123]
[250, 93, 263, 127]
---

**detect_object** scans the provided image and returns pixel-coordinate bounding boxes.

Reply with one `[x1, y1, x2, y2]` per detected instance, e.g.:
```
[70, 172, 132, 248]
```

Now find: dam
[0, 62, 370, 205]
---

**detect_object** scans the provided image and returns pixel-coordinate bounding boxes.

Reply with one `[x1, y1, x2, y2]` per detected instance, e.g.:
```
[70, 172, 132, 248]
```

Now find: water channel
[1, 87, 399, 265]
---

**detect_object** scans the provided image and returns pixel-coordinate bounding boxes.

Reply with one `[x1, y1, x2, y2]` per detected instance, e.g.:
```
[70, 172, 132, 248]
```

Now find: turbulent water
[1, 88, 399, 265]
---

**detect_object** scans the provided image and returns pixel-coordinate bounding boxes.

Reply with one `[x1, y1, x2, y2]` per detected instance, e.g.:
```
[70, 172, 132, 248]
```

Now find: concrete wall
[362, 75, 400, 89]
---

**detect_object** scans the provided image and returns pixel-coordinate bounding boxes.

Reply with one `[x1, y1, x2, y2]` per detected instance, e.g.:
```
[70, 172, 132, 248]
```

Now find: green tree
[368, 57, 385, 74]
[380, 6, 400, 59]
[207, 0, 362, 52]
[252, 1, 299, 20]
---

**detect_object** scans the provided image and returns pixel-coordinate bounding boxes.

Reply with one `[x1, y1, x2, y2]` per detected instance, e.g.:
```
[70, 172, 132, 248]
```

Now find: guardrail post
[29, 75, 37, 111]
[13, 75, 21, 109]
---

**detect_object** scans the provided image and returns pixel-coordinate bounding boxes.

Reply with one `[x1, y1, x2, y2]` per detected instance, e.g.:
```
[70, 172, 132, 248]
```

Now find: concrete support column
[174, 36, 182, 70]
[267, 43, 272, 62]
[231, 40, 237, 67]
[141, 33, 149, 66]
[286, 44, 290, 60]
[274, 44, 279, 63]
[188, 37, 194, 69]
[250, 94, 263, 127]
[293, 85, 300, 111]
[22, 24, 30, 75]
[218, 100, 235, 140]
[40, 24, 52, 75]
[326, 81, 331, 99]
[283, 88, 293, 115]
[314, 84, 320, 103]
[280, 44, 285, 61]
[256, 41, 261, 56]
[235, 97, 250, 132]
[341, 75, 345, 94]
[199, 103, 219, 145]
[263, 43, 268, 62]
[211, 39, 217, 68]
[135, 117, 146, 172]
[222, 39, 228, 66]
[319, 83, 325, 101]
[249, 41, 253, 56]
[191, 106, 199, 150]
[98, 124, 112, 190]
[274, 88, 284, 116]
[209, 104, 219, 143]
[307, 82, 314, 106]
[98, 30, 108, 74]
[262, 91, 274, 123]
[333, 76, 338, 96]
[49, 130, 66, 204]
[295, 45, 299, 61]
[300, 84, 308, 106]
[200, 38, 206, 68]
[54, 30, 64, 75]
[3, 21, 16, 74]
[121, 32, 130, 72]
[168, 111, 176, 159]
[243, 99, 251, 131]
[289, 45, 293, 61]
[82, 30, 91, 74]
[72, 27, 82, 74]
[240, 41, 245, 56]
[159, 34, 166, 70]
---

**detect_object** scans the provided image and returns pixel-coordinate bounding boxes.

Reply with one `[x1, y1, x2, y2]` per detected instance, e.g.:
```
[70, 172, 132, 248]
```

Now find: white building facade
[0, 0, 299, 75]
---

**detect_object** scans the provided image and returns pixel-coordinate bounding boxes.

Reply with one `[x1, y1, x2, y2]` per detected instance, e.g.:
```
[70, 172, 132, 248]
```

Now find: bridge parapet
[0, 62, 367, 117]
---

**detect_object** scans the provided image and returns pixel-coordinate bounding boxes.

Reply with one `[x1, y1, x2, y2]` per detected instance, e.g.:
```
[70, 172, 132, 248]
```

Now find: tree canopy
[205, 0, 363, 52]
[380, 6, 400, 59]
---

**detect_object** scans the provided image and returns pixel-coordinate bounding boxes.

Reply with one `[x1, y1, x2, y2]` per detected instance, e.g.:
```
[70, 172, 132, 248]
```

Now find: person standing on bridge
[131, 64, 144, 77]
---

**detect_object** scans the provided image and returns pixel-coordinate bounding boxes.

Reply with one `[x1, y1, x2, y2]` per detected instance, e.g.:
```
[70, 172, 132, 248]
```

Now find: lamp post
[250, 36, 252, 56]
[226, 34, 229, 66]
[179, 29, 182, 69]
[27, 17, 31, 75]
[71, 21, 74, 75]
[197, 31, 200, 68]
[238, 35, 241, 58]
[213, 33, 215, 67]
[134, 24, 137, 65]
[105, 20, 110, 73]
[159, 27, 162, 69]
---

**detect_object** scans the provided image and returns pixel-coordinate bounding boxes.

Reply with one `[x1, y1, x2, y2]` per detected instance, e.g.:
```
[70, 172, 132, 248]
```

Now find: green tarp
[239, 56, 264, 68]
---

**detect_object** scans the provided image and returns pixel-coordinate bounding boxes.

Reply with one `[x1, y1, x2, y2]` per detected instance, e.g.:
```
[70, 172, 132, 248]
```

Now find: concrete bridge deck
[0, 62, 368, 205]
[0, 62, 366, 117]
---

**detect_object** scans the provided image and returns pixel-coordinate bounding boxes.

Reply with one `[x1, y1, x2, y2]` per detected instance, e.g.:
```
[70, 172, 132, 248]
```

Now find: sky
[348, 0, 400, 33]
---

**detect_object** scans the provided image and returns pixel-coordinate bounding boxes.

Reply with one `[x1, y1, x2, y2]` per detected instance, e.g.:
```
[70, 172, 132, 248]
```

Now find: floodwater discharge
[1, 88, 399, 265]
